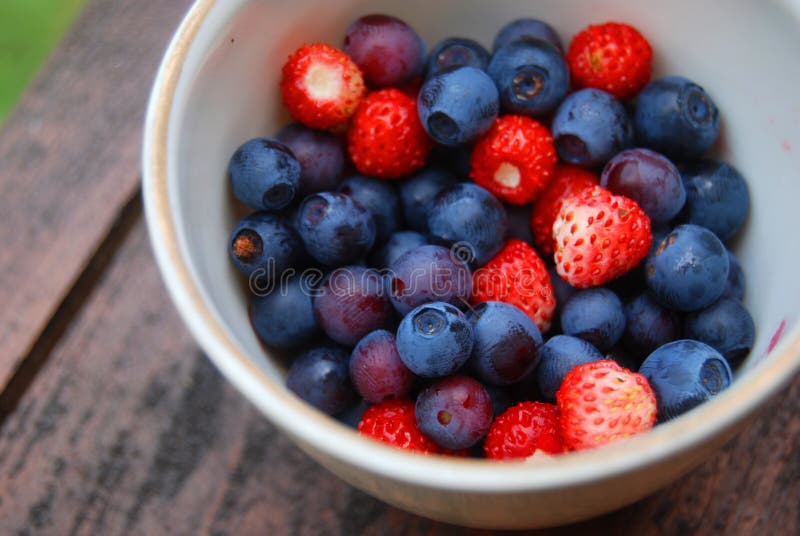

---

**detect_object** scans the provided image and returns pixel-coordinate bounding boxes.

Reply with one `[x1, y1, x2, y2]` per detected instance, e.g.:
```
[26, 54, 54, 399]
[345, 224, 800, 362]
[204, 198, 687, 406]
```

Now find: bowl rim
[142, 0, 800, 492]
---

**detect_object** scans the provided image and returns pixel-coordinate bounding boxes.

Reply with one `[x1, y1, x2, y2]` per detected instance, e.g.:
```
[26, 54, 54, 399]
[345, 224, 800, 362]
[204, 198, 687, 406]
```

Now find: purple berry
[600, 148, 686, 225]
[623, 292, 682, 357]
[286, 345, 355, 415]
[349, 330, 416, 403]
[684, 297, 755, 368]
[344, 14, 425, 87]
[536, 335, 603, 402]
[338, 175, 402, 244]
[388, 245, 472, 315]
[560, 288, 626, 352]
[277, 123, 345, 195]
[229, 211, 301, 278]
[467, 302, 543, 386]
[313, 266, 393, 346]
[369, 231, 427, 269]
[229, 138, 300, 210]
[415, 375, 492, 450]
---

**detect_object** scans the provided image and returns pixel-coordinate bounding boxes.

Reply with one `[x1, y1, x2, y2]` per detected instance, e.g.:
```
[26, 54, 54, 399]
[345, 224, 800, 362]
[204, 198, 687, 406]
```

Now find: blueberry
[493, 18, 564, 53]
[600, 148, 686, 225]
[505, 203, 535, 244]
[560, 288, 626, 352]
[426, 37, 491, 78]
[400, 166, 459, 232]
[723, 250, 746, 301]
[388, 245, 471, 315]
[296, 192, 375, 266]
[418, 66, 499, 146]
[487, 39, 569, 117]
[639, 340, 733, 421]
[286, 345, 355, 415]
[249, 275, 320, 349]
[646, 224, 729, 312]
[344, 14, 425, 87]
[337, 398, 371, 428]
[228, 211, 301, 278]
[229, 138, 300, 210]
[552, 89, 633, 167]
[313, 266, 393, 346]
[415, 375, 492, 449]
[396, 302, 474, 377]
[679, 160, 750, 242]
[623, 292, 682, 357]
[349, 330, 416, 403]
[548, 263, 578, 315]
[484, 384, 514, 418]
[635, 76, 720, 159]
[277, 123, 345, 195]
[338, 175, 402, 244]
[536, 335, 603, 402]
[369, 231, 427, 269]
[430, 144, 473, 178]
[428, 183, 509, 267]
[684, 297, 755, 368]
[467, 302, 543, 386]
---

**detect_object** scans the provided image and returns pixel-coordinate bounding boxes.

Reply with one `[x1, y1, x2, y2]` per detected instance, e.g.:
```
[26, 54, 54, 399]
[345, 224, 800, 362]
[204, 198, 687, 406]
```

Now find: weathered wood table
[0, 1, 797, 534]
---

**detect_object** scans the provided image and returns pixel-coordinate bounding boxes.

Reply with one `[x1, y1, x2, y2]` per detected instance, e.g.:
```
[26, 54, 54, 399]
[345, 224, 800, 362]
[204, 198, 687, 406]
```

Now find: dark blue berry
[493, 18, 564, 53]
[286, 345, 355, 415]
[488, 39, 569, 117]
[635, 76, 720, 159]
[400, 166, 459, 232]
[623, 292, 682, 357]
[552, 89, 633, 167]
[548, 263, 578, 315]
[349, 330, 416, 403]
[337, 398, 370, 428]
[277, 123, 345, 195]
[560, 288, 626, 352]
[600, 148, 686, 225]
[229, 212, 301, 278]
[484, 384, 514, 417]
[344, 14, 425, 87]
[418, 66, 499, 146]
[249, 276, 319, 349]
[369, 231, 427, 269]
[388, 245, 471, 315]
[296, 192, 375, 266]
[679, 160, 750, 242]
[639, 340, 733, 421]
[428, 183, 509, 267]
[646, 224, 729, 312]
[229, 138, 300, 210]
[723, 250, 745, 301]
[415, 375, 492, 449]
[505, 203, 535, 244]
[467, 302, 543, 385]
[338, 175, 402, 244]
[313, 266, 393, 346]
[536, 335, 603, 402]
[426, 37, 491, 78]
[430, 144, 473, 178]
[396, 302, 474, 377]
[684, 297, 755, 368]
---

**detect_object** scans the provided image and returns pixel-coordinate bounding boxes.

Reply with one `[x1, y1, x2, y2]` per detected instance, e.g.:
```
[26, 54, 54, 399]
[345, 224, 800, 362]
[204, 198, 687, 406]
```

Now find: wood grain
[0, 217, 796, 535]
[0, 0, 193, 392]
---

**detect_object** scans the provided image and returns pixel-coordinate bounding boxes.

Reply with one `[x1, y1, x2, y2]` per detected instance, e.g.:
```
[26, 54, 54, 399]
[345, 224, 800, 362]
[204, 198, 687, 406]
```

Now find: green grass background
[0, 0, 86, 124]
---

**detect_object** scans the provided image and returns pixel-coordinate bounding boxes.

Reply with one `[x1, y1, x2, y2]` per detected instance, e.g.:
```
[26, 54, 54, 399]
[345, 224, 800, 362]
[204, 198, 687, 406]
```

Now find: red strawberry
[358, 399, 442, 453]
[281, 43, 365, 129]
[484, 402, 565, 460]
[530, 164, 599, 256]
[566, 22, 653, 100]
[557, 360, 657, 451]
[553, 185, 652, 288]
[473, 239, 556, 332]
[347, 89, 433, 179]
[470, 115, 557, 205]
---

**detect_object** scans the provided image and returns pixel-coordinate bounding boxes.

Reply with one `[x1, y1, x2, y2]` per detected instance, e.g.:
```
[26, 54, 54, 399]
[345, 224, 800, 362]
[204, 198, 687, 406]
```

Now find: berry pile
[227, 15, 754, 459]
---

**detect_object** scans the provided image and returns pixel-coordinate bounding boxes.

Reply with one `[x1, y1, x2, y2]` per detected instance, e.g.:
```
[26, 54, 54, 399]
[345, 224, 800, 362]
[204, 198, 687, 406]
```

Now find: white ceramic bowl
[143, 0, 800, 528]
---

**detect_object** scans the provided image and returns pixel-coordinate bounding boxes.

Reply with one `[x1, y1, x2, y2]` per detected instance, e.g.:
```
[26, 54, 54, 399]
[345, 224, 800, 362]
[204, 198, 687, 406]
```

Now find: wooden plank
[0, 217, 797, 534]
[0, 0, 193, 392]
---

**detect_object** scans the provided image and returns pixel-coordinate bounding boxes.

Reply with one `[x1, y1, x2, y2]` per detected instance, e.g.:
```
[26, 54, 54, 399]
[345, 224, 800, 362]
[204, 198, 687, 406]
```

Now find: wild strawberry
[553, 185, 652, 288]
[566, 22, 653, 100]
[281, 43, 365, 129]
[347, 89, 433, 179]
[358, 399, 442, 453]
[530, 164, 599, 256]
[557, 360, 657, 451]
[473, 239, 556, 332]
[484, 402, 565, 460]
[470, 115, 557, 205]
